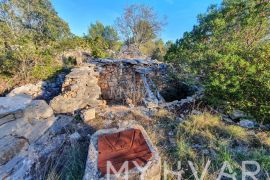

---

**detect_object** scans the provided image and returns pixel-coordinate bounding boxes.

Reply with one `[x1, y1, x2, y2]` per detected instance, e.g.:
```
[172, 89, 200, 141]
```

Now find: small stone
[81, 108, 96, 122]
[175, 117, 184, 123]
[222, 117, 234, 124]
[239, 119, 256, 128]
[230, 110, 247, 120]
[191, 110, 202, 115]
[168, 131, 174, 136]
[69, 132, 81, 143]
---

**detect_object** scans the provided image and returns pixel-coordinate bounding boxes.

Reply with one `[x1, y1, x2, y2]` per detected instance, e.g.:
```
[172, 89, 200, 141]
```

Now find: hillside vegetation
[165, 0, 270, 123]
[0, 1, 169, 94]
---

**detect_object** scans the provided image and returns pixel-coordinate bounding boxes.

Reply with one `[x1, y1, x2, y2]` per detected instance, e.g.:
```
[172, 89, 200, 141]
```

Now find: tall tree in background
[116, 4, 165, 49]
[165, 0, 270, 123]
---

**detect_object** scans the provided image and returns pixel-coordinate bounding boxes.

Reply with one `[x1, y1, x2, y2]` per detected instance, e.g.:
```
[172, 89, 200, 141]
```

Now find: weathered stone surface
[93, 59, 165, 106]
[0, 95, 56, 165]
[7, 73, 65, 101]
[50, 115, 73, 135]
[0, 114, 94, 180]
[50, 65, 101, 113]
[239, 119, 256, 128]
[81, 108, 96, 122]
[230, 110, 247, 120]
[0, 95, 32, 115]
[0, 135, 28, 165]
[7, 83, 43, 98]
[84, 124, 161, 180]
[24, 100, 54, 121]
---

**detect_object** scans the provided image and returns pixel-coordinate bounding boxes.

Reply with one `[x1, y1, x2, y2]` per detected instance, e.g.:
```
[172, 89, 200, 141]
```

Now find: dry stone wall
[50, 65, 102, 114]
[92, 59, 166, 106]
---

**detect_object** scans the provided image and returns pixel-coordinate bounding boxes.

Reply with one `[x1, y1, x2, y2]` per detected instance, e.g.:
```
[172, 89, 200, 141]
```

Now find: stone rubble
[50, 65, 102, 114]
[7, 73, 66, 101]
[0, 58, 198, 180]
[81, 108, 96, 122]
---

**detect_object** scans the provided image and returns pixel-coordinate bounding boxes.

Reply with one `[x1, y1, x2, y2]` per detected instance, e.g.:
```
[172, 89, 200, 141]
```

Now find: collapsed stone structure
[50, 65, 102, 114]
[0, 58, 188, 180]
[92, 59, 166, 107]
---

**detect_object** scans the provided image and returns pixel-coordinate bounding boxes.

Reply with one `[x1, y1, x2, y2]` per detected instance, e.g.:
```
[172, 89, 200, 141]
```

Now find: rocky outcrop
[7, 73, 66, 101]
[50, 65, 101, 114]
[0, 95, 55, 166]
[0, 115, 93, 179]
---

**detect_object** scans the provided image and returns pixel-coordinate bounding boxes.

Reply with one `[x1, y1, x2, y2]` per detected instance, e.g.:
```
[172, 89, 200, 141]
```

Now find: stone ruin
[84, 124, 161, 180]
[92, 59, 166, 107]
[0, 58, 199, 179]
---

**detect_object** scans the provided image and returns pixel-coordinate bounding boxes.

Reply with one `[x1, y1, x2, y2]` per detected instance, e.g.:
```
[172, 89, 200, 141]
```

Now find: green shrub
[165, 0, 270, 123]
[31, 58, 63, 80]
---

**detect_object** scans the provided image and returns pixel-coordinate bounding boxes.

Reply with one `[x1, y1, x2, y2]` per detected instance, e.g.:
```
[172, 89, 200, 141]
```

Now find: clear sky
[51, 0, 222, 42]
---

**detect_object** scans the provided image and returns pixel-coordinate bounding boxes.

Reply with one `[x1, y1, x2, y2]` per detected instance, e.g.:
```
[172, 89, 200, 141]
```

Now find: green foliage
[90, 36, 109, 58]
[165, 0, 270, 123]
[0, 0, 86, 94]
[140, 39, 167, 60]
[87, 21, 119, 58]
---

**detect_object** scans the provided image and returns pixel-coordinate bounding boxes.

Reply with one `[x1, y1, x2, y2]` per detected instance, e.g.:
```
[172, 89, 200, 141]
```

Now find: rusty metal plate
[98, 129, 153, 175]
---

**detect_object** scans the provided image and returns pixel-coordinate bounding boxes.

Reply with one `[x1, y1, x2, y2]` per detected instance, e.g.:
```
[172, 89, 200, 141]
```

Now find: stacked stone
[0, 95, 55, 166]
[98, 63, 145, 105]
[50, 65, 102, 114]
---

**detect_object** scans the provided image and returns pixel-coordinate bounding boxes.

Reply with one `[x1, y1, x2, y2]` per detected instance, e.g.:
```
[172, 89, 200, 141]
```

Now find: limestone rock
[0, 135, 28, 165]
[50, 66, 101, 113]
[50, 115, 74, 135]
[81, 108, 96, 122]
[69, 132, 81, 143]
[7, 83, 43, 98]
[0, 95, 32, 115]
[239, 119, 256, 128]
[24, 100, 54, 121]
[0, 95, 56, 165]
[230, 110, 247, 120]
[7, 73, 66, 101]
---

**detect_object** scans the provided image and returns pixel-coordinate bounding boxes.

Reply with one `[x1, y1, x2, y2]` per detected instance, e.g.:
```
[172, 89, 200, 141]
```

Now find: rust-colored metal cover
[98, 128, 153, 175]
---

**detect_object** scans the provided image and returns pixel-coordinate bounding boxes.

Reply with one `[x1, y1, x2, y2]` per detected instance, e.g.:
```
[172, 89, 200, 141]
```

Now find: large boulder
[50, 65, 101, 113]
[0, 95, 56, 165]
[7, 82, 44, 99]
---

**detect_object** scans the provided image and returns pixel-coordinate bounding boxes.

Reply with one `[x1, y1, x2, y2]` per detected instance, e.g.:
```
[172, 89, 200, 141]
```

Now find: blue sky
[51, 0, 222, 42]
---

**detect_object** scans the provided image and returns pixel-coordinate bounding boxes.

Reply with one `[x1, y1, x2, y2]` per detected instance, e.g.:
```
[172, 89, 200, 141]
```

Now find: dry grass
[45, 142, 89, 180]
[174, 112, 270, 179]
